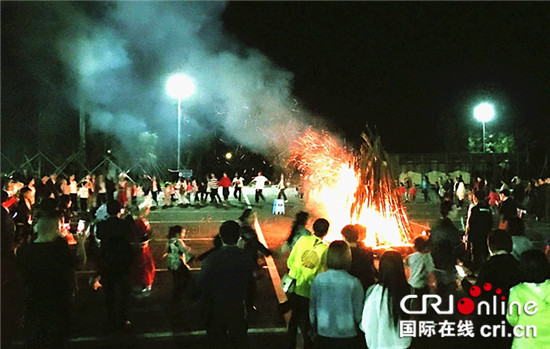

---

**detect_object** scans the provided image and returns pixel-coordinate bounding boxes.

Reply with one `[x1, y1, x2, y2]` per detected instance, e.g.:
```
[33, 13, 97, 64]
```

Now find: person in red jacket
[218, 173, 232, 201]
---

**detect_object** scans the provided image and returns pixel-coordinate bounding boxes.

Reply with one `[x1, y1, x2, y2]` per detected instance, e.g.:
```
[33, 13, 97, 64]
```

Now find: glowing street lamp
[166, 73, 195, 171]
[473, 102, 495, 153]
[225, 152, 233, 160]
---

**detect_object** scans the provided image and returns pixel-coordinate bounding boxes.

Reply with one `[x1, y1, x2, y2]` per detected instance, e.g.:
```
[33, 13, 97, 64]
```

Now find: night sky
[2, 2, 549, 172]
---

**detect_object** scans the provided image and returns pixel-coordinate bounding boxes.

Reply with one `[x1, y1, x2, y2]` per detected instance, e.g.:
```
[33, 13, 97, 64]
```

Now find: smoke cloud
[49, 2, 318, 167]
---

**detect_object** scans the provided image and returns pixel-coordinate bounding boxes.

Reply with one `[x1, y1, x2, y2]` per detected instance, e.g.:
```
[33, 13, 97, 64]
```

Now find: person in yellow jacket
[507, 250, 550, 349]
[286, 218, 330, 349]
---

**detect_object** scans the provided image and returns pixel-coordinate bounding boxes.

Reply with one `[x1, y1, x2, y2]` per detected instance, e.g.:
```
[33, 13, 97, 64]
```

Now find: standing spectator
[141, 174, 152, 198]
[498, 188, 517, 229]
[360, 250, 411, 349]
[165, 225, 193, 303]
[341, 224, 376, 291]
[232, 173, 244, 201]
[286, 218, 330, 349]
[250, 171, 270, 203]
[78, 179, 90, 212]
[95, 200, 135, 332]
[406, 237, 436, 295]
[465, 190, 493, 272]
[506, 217, 535, 261]
[475, 229, 521, 349]
[443, 178, 455, 201]
[197, 220, 255, 349]
[16, 208, 84, 348]
[105, 174, 116, 202]
[1, 190, 17, 348]
[429, 200, 462, 292]
[35, 175, 50, 202]
[60, 177, 71, 201]
[397, 183, 407, 203]
[309, 241, 364, 348]
[507, 250, 550, 349]
[131, 205, 156, 296]
[277, 173, 288, 201]
[218, 173, 232, 201]
[12, 187, 34, 249]
[284, 211, 311, 251]
[238, 209, 272, 269]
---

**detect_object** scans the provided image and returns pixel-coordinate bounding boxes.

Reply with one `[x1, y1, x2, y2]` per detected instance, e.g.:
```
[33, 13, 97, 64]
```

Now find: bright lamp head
[166, 73, 195, 100]
[473, 102, 495, 123]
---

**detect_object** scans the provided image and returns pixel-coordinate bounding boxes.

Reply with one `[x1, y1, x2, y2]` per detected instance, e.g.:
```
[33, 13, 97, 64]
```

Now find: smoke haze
[42, 1, 318, 167]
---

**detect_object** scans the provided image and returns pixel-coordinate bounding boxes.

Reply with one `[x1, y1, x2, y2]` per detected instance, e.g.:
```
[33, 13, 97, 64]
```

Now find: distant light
[166, 73, 195, 100]
[107, 149, 112, 154]
[473, 102, 495, 123]
[225, 152, 233, 160]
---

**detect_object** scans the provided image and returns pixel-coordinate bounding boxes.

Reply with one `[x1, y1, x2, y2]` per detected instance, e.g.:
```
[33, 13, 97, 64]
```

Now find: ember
[289, 128, 413, 248]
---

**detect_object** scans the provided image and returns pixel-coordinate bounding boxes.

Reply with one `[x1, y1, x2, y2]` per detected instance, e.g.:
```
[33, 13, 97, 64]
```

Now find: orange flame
[289, 128, 413, 247]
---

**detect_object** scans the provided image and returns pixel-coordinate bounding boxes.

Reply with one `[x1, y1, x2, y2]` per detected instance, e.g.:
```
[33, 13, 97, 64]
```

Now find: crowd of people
[397, 174, 550, 221]
[2, 169, 550, 349]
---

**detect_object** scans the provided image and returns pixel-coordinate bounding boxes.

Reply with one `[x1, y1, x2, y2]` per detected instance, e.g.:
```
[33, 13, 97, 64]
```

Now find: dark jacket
[499, 197, 517, 221]
[348, 243, 377, 291]
[96, 216, 135, 276]
[466, 202, 493, 244]
[430, 217, 463, 271]
[240, 222, 271, 262]
[197, 245, 254, 320]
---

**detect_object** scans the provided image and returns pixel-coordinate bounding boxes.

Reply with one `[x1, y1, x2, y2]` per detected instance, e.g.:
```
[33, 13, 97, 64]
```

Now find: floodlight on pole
[473, 102, 495, 153]
[166, 73, 195, 172]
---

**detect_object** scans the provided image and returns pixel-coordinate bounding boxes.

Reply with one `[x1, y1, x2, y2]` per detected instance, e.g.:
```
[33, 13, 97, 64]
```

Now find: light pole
[473, 102, 495, 153]
[166, 73, 195, 172]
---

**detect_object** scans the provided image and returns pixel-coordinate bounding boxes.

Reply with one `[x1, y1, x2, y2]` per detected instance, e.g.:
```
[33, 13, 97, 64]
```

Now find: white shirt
[69, 180, 78, 194]
[361, 284, 412, 349]
[253, 175, 268, 190]
[232, 177, 244, 188]
[407, 252, 435, 289]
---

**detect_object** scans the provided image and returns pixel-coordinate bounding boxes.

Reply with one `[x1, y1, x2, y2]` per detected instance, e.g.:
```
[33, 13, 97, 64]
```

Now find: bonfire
[289, 128, 413, 248]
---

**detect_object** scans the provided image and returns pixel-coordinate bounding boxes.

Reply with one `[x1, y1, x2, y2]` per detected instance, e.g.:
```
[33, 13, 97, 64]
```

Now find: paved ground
[8, 187, 549, 348]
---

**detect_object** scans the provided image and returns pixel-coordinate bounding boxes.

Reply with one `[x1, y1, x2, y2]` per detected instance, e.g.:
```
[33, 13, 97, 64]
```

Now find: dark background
[2, 2, 549, 176]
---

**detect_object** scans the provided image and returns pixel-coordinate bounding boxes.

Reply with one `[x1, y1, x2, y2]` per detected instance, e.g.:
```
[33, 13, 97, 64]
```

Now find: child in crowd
[164, 225, 193, 303]
[406, 236, 435, 295]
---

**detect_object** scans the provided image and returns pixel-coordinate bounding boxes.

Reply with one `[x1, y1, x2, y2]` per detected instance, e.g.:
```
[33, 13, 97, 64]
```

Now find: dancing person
[309, 241, 365, 348]
[95, 200, 135, 332]
[361, 250, 411, 349]
[421, 175, 431, 203]
[197, 220, 255, 349]
[286, 218, 330, 349]
[116, 174, 129, 208]
[151, 176, 159, 205]
[277, 173, 288, 201]
[507, 250, 550, 349]
[165, 225, 193, 303]
[250, 172, 270, 203]
[68, 174, 78, 212]
[131, 205, 156, 296]
[12, 187, 34, 250]
[218, 173, 232, 201]
[208, 174, 222, 204]
[232, 173, 244, 201]
[96, 174, 108, 207]
[341, 224, 376, 291]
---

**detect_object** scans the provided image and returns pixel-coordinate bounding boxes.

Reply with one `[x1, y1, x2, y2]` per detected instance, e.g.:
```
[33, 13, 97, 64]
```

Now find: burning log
[289, 127, 413, 248]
